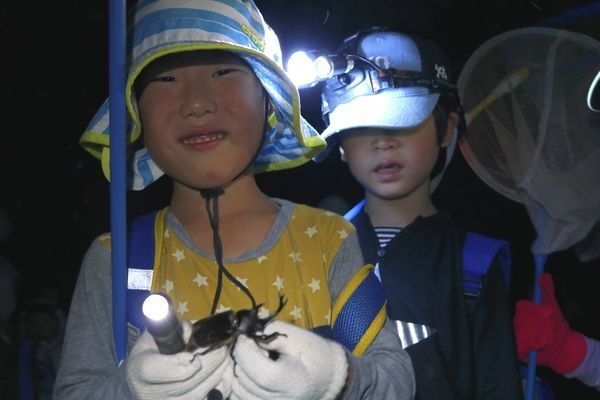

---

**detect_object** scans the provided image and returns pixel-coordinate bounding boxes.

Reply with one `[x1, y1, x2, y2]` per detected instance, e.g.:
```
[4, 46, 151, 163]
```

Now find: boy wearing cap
[53, 3, 415, 400]
[315, 28, 523, 399]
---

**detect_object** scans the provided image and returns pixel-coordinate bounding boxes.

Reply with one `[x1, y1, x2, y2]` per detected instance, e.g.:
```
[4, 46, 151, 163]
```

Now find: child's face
[137, 50, 267, 189]
[339, 115, 452, 200]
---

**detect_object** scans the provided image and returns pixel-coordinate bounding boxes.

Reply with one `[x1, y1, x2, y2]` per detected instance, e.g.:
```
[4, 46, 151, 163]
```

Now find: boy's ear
[339, 145, 348, 162]
[441, 112, 460, 147]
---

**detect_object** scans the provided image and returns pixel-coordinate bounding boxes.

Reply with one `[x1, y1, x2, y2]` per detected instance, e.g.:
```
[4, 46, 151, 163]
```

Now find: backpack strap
[126, 210, 160, 332]
[330, 199, 387, 356]
[331, 264, 387, 357]
[462, 231, 512, 296]
[343, 198, 366, 221]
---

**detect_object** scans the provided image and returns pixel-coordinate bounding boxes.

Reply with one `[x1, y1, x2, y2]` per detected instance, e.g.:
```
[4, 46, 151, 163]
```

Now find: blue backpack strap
[333, 199, 387, 356]
[462, 231, 512, 296]
[126, 210, 159, 332]
[343, 199, 366, 221]
[332, 264, 387, 357]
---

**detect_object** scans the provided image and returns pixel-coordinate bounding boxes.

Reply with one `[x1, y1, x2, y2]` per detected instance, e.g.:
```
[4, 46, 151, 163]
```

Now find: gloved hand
[231, 320, 348, 400]
[126, 320, 234, 399]
[513, 273, 587, 374]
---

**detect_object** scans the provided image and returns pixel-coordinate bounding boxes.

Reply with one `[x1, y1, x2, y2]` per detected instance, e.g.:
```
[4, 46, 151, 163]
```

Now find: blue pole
[108, 0, 128, 363]
[524, 253, 547, 400]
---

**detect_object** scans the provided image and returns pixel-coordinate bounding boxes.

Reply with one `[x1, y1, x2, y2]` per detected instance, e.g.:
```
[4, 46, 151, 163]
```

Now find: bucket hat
[81, 0, 325, 190]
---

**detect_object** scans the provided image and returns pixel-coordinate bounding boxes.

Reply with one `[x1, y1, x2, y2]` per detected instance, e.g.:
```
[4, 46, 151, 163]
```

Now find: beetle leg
[256, 294, 287, 330]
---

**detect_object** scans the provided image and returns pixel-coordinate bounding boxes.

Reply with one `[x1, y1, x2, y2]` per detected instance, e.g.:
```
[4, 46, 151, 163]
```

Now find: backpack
[344, 199, 554, 400]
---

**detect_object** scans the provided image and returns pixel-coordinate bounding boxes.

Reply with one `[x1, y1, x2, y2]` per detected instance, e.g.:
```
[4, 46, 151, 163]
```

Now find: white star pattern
[216, 304, 231, 314]
[177, 301, 189, 316]
[272, 276, 284, 290]
[258, 306, 270, 319]
[289, 305, 302, 320]
[337, 229, 349, 239]
[164, 229, 170, 239]
[193, 274, 208, 287]
[308, 278, 321, 293]
[288, 251, 302, 263]
[323, 211, 335, 217]
[172, 249, 185, 262]
[162, 280, 174, 294]
[257, 255, 267, 264]
[304, 226, 317, 238]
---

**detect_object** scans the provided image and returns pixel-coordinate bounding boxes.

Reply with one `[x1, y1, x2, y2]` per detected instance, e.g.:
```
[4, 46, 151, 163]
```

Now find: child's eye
[151, 75, 176, 82]
[213, 68, 238, 77]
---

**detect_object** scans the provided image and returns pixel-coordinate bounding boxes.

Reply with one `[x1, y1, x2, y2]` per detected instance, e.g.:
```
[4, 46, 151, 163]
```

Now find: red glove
[513, 273, 587, 374]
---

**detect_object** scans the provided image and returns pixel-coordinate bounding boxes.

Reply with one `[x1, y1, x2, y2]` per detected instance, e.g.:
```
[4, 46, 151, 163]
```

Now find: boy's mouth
[374, 160, 403, 173]
[181, 132, 224, 144]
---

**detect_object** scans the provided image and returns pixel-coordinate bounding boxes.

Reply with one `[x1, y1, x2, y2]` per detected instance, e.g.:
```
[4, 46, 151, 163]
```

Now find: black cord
[197, 96, 270, 315]
[200, 189, 257, 315]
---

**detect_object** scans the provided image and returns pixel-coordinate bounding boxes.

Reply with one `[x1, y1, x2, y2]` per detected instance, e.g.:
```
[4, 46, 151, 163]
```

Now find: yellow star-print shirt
[107, 199, 356, 330]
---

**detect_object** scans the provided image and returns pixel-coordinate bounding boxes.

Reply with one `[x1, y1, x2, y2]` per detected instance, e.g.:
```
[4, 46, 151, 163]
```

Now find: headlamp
[286, 51, 362, 88]
[286, 50, 457, 119]
[286, 51, 367, 88]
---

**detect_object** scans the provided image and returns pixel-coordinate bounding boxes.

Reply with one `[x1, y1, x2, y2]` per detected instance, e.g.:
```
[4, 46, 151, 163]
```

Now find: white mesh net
[457, 27, 600, 261]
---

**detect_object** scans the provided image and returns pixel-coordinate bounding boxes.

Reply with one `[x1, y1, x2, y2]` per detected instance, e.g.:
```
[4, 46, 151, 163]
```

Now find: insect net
[457, 27, 600, 262]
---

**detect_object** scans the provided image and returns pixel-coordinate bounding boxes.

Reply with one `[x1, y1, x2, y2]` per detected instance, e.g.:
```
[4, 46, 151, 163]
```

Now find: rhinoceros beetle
[185, 293, 287, 359]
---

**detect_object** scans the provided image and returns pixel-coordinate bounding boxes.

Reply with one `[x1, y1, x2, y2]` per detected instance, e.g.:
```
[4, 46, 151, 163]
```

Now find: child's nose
[372, 135, 399, 150]
[180, 87, 216, 117]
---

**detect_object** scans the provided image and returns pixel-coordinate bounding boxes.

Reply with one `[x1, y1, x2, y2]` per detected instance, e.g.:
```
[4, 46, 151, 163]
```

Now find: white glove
[231, 320, 348, 400]
[126, 320, 234, 400]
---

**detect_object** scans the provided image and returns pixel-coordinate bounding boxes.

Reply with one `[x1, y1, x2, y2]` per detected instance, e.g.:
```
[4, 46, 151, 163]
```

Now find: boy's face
[137, 50, 267, 190]
[339, 114, 454, 201]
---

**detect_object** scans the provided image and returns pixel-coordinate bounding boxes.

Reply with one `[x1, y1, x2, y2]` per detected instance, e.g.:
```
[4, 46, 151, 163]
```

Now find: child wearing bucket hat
[314, 27, 523, 399]
[53, 2, 415, 400]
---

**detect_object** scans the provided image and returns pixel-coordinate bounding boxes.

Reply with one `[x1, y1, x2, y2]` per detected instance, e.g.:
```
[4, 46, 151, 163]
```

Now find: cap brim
[314, 90, 439, 162]
[322, 90, 440, 141]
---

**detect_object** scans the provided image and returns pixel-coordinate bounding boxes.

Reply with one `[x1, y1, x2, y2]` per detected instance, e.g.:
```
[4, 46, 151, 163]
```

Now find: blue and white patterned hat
[81, 0, 325, 190]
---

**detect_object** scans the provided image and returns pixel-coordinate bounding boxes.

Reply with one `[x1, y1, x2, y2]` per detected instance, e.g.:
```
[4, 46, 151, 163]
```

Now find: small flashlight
[142, 293, 185, 354]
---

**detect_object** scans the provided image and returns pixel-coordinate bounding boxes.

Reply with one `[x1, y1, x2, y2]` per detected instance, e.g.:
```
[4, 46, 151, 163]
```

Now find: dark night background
[1, 0, 599, 398]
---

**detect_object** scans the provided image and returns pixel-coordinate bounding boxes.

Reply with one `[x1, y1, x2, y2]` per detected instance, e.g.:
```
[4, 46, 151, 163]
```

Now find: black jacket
[350, 207, 523, 400]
